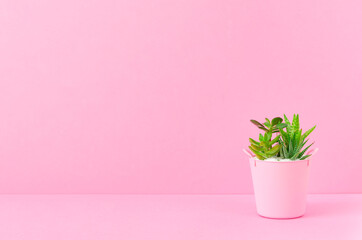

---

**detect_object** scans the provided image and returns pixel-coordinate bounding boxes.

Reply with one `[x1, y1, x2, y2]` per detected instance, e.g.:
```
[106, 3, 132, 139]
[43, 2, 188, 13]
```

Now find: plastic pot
[249, 158, 310, 219]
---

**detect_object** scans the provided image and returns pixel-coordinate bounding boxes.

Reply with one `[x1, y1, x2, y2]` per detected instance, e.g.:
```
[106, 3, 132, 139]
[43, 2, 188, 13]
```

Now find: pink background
[0, 0, 361, 194]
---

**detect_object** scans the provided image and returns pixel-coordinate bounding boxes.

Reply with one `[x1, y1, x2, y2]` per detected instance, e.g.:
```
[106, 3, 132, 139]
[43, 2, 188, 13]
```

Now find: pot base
[257, 213, 304, 219]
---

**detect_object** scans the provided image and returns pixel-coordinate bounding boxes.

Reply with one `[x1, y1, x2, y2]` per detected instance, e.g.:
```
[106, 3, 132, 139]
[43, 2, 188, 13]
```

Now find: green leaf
[271, 117, 283, 126]
[264, 132, 272, 141]
[249, 138, 260, 146]
[265, 118, 271, 124]
[264, 122, 271, 128]
[249, 147, 267, 160]
[250, 144, 260, 151]
[270, 135, 280, 145]
[271, 127, 282, 133]
[266, 144, 281, 155]
[258, 151, 268, 159]
[249, 146, 261, 159]
[275, 123, 287, 129]
[250, 120, 267, 131]
[259, 133, 264, 142]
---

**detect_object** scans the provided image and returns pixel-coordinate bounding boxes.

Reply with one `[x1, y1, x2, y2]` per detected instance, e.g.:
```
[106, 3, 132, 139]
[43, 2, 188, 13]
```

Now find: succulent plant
[248, 117, 287, 160]
[278, 114, 316, 160]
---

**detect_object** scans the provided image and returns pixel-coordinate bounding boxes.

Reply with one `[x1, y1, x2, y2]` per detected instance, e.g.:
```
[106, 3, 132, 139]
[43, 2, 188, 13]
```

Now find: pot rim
[249, 157, 310, 164]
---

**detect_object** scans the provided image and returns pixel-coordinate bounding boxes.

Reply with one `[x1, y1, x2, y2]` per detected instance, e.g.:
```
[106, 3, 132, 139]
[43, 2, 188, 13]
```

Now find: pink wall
[0, 0, 361, 193]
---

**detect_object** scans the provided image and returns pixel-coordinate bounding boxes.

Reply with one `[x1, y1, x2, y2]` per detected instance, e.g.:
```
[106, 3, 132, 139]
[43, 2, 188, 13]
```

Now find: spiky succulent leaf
[279, 144, 284, 158]
[288, 138, 294, 158]
[290, 139, 309, 160]
[284, 114, 291, 127]
[295, 129, 302, 146]
[292, 114, 300, 132]
[273, 115, 316, 160]
[302, 125, 316, 141]
[283, 114, 290, 123]
[300, 154, 311, 160]
[297, 142, 314, 159]
[281, 144, 287, 158]
[279, 128, 289, 143]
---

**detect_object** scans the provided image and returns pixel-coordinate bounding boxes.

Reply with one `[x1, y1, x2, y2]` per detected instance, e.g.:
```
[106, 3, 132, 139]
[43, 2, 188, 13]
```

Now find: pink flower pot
[249, 158, 310, 219]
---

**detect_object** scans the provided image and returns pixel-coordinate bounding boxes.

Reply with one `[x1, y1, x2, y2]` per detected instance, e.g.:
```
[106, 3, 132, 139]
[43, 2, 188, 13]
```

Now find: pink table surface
[0, 194, 361, 240]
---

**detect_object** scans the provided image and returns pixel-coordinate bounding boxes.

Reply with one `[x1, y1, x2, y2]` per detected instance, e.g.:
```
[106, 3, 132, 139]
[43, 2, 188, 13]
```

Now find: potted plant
[243, 114, 317, 219]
